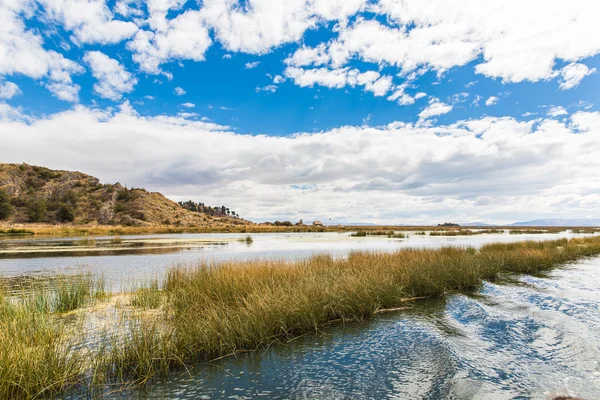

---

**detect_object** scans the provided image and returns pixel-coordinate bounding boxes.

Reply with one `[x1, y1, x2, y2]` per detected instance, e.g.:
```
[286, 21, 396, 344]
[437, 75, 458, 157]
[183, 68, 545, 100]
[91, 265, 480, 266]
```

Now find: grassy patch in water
[3, 236, 600, 398]
[0, 228, 34, 236]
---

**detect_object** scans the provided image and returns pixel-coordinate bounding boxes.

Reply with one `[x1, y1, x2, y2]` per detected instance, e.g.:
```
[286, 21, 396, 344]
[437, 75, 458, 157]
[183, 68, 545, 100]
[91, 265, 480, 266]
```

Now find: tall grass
[165, 236, 600, 360]
[3, 236, 600, 398]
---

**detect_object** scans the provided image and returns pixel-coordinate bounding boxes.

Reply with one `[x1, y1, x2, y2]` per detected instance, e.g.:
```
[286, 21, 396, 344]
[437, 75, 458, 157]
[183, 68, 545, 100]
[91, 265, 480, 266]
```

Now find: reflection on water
[0, 231, 592, 292]
[118, 259, 600, 400]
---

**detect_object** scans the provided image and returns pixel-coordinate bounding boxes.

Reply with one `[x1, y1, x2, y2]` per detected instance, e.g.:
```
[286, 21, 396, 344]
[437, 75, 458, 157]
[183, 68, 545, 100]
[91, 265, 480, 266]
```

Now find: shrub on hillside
[0, 189, 11, 220]
[26, 197, 47, 222]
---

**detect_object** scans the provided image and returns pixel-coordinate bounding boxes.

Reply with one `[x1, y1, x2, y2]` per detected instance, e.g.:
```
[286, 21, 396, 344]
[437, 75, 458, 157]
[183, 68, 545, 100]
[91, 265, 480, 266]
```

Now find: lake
[2, 230, 599, 399]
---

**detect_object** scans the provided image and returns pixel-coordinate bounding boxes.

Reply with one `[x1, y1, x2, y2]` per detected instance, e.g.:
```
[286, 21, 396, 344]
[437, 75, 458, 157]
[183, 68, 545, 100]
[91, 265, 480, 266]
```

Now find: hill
[511, 219, 600, 227]
[0, 163, 246, 228]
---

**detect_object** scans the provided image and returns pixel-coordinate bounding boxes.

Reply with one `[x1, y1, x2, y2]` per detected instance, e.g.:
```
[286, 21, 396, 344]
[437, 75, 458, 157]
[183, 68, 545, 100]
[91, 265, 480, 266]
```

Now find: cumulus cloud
[0, 80, 21, 99]
[38, 0, 138, 45]
[1, 104, 599, 223]
[418, 98, 453, 120]
[181, 102, 195, 108]
[547, 106, 568, 117]
[199, 0, 366, 54]
[84, 51, 137, 101]
[0, 0, 83, 101]
[127, 10, 212, 74]
[286, 0, 600, 86]
[284, 67, 393, 97]
[485, 96, 499, 106]
[174, 87, 186, 95]
[559, 63, 596, 90]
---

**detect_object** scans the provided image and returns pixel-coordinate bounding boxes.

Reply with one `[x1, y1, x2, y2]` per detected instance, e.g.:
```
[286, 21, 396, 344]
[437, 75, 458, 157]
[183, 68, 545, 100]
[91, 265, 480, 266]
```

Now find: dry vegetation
[0, 163, 245, 229]
[2, 235, 600, 398]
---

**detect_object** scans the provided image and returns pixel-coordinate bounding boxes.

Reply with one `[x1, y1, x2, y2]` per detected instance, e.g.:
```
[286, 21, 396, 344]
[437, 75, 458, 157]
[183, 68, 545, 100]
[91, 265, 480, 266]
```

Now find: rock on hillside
[0, 163, 246, 227]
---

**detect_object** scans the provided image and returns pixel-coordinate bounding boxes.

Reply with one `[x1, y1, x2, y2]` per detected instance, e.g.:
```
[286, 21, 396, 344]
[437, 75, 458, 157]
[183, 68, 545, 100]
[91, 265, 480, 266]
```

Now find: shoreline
[1, 223, 597, 237]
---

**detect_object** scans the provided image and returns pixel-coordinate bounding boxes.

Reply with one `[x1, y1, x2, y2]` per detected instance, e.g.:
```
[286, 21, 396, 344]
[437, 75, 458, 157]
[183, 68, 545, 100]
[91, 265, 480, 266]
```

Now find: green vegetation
[0, 189, 11, 220]
[0, 228, 34, 236]
[131, 279, 162, 309]
[572, 228, 599, 234]
[3, 236, 600, 398]
[26, 197, 47, 222]
[0, 163, 244, 227]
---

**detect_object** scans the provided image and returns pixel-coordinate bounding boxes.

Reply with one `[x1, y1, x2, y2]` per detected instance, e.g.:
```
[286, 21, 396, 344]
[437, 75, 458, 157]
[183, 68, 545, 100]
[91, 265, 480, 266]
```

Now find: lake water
[0, 230, 592, 292]
[2, 231, 600, 399]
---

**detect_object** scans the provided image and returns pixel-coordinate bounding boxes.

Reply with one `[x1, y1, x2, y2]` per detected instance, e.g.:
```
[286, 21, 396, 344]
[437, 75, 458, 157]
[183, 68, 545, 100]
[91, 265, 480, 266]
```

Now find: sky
[1, 0, 600, 225]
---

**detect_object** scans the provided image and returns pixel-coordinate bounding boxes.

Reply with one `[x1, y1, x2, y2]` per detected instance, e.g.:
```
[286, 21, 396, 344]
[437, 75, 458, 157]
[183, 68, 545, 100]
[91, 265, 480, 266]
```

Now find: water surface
[0, 231, 591, 292]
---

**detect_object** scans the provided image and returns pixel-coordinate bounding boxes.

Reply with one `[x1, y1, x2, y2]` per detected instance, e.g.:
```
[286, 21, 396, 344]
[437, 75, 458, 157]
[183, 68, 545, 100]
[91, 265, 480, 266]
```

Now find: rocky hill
[0, 163, 246, 227]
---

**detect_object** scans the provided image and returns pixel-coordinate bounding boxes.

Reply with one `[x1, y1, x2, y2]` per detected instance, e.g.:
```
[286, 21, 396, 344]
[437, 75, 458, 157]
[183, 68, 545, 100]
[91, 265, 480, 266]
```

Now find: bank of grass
[0, 228, 34, 236]
[3, 236, 600, 398]
[350, 230, 406, 238]
[509, 229, 548, 235]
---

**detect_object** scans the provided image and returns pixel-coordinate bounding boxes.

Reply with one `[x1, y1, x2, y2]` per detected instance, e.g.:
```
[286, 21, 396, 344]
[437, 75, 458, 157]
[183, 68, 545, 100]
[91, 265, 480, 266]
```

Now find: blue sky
[1, 0, 600, 224]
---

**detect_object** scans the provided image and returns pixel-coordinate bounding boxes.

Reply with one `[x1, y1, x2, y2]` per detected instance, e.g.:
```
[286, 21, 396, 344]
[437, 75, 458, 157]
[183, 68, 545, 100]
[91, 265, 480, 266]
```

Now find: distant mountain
[511, 219, 600, 227]
[0, 163, 246, 227]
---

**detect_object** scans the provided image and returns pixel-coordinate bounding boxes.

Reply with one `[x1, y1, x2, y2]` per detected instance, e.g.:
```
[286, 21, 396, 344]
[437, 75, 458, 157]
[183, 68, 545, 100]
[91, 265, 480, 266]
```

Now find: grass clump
[0, 228, 34, 236]
[131, 280, 162, 309]
[238, 235, 253, 244]
[509, 229, 548, 235]
[350, 231, 367, 237]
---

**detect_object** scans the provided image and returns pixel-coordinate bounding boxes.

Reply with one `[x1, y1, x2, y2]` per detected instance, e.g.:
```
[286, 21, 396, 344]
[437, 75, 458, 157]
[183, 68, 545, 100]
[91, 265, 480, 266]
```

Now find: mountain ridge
[0, 163, 247, 228]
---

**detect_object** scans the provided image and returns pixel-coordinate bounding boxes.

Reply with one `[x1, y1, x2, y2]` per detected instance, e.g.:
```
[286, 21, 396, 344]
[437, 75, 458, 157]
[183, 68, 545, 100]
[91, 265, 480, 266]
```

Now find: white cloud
[0, 1, 83, 101]
[547, 106, 568, 117]
[127, 10, 212, 74]
[174, 87, 186, 95]
[559, 63, 596, 90]
[284, 67, 393, 97]
[245, 61, 260, 69]
[286, 1, 600, 85]
[273, 75, 285, 84]
[485, 96, 499, 106]
[38, 0, 138, 45]
[181, 102, 195, 108]
[0, 80, 21, 99]
[84, 51, 137, 101]
[144, 95, 155, 100]
[418, 98, 453, 120]
[2, 104, 600, 224]
[256, 85, 277, 93]
[199, 0, 366, 54]
[114, 0, 144, 18]
[387, 84, 415, 105]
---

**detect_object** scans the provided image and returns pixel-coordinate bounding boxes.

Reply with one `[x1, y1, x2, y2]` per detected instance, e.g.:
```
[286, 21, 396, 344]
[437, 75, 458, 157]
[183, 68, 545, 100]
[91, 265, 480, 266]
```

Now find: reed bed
[509, 229, 548, 235]
[2, 236, 600, 398]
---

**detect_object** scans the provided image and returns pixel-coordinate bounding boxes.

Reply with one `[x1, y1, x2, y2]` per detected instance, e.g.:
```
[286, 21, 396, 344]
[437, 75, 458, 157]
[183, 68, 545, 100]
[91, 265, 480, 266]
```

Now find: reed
[509, 229, 548, 235]
[131, 279, 162, 309]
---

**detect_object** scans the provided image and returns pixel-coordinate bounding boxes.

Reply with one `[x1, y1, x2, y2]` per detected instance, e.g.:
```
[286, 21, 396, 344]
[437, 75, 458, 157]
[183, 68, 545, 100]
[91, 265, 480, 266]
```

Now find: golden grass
[2, 235, 600, 398]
